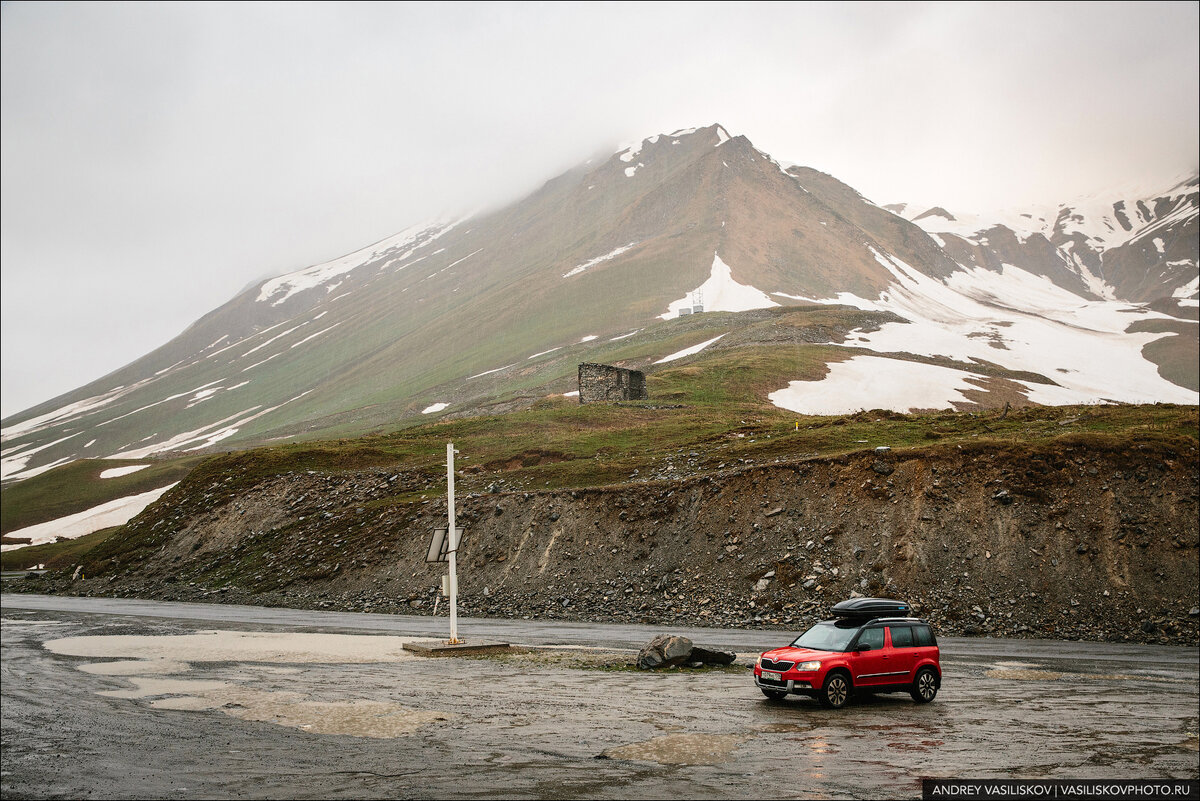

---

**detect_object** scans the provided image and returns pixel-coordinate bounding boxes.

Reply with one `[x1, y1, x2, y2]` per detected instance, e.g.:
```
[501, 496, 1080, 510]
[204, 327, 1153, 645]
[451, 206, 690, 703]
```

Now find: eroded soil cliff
[22, 432, 1196, 645]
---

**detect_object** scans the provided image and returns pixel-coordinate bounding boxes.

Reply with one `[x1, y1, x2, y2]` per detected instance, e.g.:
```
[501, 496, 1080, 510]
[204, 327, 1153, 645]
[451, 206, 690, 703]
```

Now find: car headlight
[755, 655, 762, 667]
[795, 660, 821, 672]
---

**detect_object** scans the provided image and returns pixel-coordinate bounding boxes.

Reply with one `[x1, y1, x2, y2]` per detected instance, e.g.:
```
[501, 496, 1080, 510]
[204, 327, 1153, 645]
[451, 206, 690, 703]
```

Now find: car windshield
[790, 621, 859, 652]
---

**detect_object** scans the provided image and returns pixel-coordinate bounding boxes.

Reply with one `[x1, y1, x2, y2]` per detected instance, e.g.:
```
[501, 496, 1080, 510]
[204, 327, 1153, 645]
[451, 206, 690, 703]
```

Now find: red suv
[753, 598, 941, 708]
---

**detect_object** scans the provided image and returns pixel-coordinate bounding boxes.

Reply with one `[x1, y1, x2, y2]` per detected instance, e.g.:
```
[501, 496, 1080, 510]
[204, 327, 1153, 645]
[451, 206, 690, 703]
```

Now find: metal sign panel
[426, 527, 464, 563]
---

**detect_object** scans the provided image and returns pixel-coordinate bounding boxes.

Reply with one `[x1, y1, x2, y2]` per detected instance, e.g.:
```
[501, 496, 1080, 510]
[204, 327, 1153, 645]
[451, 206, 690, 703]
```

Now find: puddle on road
[984, 666, 1186, 683]
[602, 733, 749, 765]
[99, 676, 230, 699]
[44, 630, 450, 739]
[45, 630, 418, 664]
[992, 661, 1046, 669]
[985, 669, 1064, 681]
[79, 659, 191, 676]
[153, 689, 448, 738]
[752, 722, 810, 734]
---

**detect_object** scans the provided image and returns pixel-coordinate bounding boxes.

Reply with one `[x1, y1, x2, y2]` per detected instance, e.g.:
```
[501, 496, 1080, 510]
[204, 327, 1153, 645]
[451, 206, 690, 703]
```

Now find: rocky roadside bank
[11, 436, 1199, 646]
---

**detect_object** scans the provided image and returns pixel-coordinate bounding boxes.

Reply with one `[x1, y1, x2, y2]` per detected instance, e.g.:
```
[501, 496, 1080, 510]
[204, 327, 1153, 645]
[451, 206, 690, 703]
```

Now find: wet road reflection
[1, 599, 1196, 799]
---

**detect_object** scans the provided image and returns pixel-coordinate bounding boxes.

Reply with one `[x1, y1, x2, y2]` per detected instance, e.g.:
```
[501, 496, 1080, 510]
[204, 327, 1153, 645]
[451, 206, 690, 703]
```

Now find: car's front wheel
[761, 688, 787, 701]
[818, 672, 851, 709]
[911, 667, 939, 703]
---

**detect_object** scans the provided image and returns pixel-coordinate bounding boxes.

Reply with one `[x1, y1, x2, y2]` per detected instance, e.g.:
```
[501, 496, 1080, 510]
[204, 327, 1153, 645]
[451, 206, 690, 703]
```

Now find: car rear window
[889, 626, 914, 648]
[913, 624, 936, 647]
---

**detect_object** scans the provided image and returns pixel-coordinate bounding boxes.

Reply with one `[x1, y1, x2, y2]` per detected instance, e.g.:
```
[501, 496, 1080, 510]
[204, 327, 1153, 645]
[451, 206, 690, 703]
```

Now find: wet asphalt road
[2, 594, 1198, 800]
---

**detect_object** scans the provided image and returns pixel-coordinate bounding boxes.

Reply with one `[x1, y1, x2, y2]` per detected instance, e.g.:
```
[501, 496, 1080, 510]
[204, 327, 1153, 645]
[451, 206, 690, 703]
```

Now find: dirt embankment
[22, 436, 1200, 644]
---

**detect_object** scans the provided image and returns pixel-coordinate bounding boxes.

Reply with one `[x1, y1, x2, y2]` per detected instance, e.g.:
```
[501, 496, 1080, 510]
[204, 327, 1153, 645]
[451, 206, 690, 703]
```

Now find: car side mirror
[855, 643, 873, 652]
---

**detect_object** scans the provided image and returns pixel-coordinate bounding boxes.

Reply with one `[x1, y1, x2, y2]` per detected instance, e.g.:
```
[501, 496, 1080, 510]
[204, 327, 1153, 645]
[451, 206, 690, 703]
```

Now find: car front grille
[760, 658, 794, 672]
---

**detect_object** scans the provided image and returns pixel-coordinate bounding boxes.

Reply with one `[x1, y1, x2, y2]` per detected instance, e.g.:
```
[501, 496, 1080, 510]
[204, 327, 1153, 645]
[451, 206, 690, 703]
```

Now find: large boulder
[636, 634, 694, 670]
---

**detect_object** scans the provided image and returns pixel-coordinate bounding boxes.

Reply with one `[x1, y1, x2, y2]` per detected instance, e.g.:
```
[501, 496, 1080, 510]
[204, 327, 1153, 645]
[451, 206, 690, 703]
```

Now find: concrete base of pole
[402, 640, 511, 657]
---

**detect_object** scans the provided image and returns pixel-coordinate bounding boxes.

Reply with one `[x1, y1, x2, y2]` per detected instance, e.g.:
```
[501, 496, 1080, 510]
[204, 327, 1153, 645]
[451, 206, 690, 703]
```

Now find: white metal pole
[447, 442, 459, 644]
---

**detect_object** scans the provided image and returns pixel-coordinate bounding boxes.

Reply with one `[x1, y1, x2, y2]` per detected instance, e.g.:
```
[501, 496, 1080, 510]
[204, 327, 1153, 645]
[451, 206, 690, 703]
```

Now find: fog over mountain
[2, 124, 1195, 484]
[2, 2, 1197, 417]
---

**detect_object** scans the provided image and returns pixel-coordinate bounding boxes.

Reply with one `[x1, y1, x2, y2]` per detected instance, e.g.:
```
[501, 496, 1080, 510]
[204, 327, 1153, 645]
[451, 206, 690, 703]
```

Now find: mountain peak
[2, 125, 1194, 483]
[913, 206, 957, 223]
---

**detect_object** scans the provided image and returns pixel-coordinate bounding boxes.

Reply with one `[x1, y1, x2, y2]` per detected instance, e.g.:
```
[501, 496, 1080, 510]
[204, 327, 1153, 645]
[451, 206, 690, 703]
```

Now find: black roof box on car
[830, 597, 912, 619]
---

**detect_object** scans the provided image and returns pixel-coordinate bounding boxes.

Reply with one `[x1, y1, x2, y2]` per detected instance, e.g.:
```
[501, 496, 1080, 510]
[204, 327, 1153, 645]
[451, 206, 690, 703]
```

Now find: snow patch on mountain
[769, 356, 988, 415]
[619, 141, 645, 163]
[242, 353, 281, 373]
[422, 403, 449, 415]
[1, 482, 179, 552]
[660, 253, 778, 319]
[655, 334, 728, 364]
[790, 246, 1198, 408]
[242, 323, 308, 357]
[468, 365, 515, 380]
[99, 464, 150, 479]
[563, 243, 639, 278]
[290, 322, 342, 349]
[1, 432, 81, 479]
[256, 220, 456, 307]
[3, 456, 75, 482]
[107, 392, 313, 460]
[1, 381, 148, 443]
[897, 175, 1196, 257]
[97, 381, 226, 428]
[902, 204, 1053, 242]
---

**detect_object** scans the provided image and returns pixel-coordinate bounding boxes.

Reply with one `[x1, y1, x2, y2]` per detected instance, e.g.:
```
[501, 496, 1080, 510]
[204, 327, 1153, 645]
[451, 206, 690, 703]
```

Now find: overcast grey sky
[3, 1, 1197, 418]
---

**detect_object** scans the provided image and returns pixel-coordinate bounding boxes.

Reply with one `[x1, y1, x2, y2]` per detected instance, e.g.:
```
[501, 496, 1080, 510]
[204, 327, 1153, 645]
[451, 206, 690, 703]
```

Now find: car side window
[914, 624, 934, 647]
[856, 627, 885, 650]
[889, 626, 914, 648]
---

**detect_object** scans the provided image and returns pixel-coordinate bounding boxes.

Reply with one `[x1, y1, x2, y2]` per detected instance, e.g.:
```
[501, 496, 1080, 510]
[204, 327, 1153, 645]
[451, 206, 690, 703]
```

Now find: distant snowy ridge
[896, 174, 1197, 252]
[766, 243, 1197, 415]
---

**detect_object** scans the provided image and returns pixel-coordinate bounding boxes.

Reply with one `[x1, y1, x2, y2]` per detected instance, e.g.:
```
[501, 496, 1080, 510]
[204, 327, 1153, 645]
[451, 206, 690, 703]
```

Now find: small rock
[690, 646, 736, 666]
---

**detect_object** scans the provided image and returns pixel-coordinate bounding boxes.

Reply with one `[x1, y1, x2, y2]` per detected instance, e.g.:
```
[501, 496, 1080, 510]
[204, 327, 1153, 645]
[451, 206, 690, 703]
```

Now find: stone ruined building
[577, 363, 648, 404]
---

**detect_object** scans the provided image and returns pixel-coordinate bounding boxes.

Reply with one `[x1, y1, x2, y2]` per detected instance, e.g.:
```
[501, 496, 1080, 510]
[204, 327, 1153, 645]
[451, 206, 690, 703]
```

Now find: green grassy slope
[7, 334, 1195, 575]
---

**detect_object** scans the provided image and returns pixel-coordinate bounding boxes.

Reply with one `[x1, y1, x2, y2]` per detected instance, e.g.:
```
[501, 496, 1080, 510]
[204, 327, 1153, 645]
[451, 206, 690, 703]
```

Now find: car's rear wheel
[818, 672, 851, 709]
[761, 688, 787, 701]
[911, 667, 938, 703]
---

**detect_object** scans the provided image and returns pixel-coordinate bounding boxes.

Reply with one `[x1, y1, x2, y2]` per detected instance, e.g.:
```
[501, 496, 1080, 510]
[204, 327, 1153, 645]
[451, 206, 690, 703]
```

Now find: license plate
[761, 671, 782, 681]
